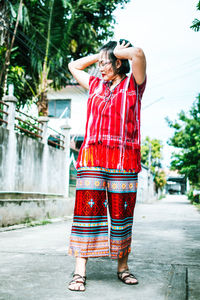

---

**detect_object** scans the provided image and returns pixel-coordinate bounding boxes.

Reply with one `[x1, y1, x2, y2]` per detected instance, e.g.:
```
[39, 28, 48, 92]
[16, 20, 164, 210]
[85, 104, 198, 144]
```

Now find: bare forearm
[68, 54, 99, 71]
[68, 54, 99, 90]
[113, 40, 146, 85]
[113, 46, 144, 61]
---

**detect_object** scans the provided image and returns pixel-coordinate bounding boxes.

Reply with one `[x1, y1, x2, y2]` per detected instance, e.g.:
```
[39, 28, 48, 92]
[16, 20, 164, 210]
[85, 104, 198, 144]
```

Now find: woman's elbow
[68, 61, 73, 72]
[134, 47, 145, 59]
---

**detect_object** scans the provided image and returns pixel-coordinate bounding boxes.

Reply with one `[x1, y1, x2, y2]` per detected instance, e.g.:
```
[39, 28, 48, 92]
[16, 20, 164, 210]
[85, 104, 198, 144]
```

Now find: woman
[68, 39, 146, 291]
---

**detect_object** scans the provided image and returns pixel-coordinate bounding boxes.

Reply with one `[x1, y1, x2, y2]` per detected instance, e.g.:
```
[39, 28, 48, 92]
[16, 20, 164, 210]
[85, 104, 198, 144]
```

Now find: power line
[151, 56, 200, 81]
[1, 1, 87, 96]
[3, 1, 68, 61]
[150, 66, 200, 90]
[4, 0, 199, 99]
[142, 97, 164, 110]
[3, 0, 92, 97]
[0, 21, 86, 96]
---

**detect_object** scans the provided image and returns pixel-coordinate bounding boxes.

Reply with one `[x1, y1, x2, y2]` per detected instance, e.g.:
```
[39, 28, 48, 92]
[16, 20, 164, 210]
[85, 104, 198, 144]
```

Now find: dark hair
[100, 39, 133, 75]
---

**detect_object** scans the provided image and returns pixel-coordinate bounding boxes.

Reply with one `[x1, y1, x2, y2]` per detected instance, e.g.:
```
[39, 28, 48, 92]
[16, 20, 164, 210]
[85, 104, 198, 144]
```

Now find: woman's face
[98, 50, 117, 81]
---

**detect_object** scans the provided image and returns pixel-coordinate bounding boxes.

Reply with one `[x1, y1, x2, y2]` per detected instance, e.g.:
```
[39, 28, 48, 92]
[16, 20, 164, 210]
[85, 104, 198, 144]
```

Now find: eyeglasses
[98, 60, 111, 68]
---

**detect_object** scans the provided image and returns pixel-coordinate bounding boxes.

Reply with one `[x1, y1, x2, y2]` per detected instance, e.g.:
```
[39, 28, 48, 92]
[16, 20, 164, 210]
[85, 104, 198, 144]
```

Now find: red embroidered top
[76, 74, 146, 172]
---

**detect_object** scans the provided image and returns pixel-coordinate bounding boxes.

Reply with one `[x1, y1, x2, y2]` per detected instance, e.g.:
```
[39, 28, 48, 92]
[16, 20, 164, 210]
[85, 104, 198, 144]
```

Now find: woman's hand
[113, 40, 146, 85]
[113, 40, 131, 57]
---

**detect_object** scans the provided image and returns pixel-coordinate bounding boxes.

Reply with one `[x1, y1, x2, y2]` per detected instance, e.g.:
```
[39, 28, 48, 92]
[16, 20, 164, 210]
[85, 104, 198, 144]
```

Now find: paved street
[0, 195, 199, 300]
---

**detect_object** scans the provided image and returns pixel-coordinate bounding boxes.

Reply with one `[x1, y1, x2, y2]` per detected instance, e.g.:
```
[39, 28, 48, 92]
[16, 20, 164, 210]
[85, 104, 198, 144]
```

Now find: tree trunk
[37, 92, 48, 116]
[36, 0, 54, 117]
[1, 0, 23, 96]
[0, 0, 8, 46]
[0, 0, 10, 85]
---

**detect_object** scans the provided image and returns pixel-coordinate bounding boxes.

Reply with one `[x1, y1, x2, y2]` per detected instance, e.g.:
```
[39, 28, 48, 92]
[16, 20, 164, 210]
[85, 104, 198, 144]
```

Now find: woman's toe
[128, 277, 138, 284]
[79, 284, 85, 291]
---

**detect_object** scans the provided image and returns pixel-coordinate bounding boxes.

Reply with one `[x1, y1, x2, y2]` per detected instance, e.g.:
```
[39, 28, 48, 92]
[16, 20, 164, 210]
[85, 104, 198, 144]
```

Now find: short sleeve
[138, 75, 147, 99]
[129, 74, 147, 100]
[89, 76, 101, 96]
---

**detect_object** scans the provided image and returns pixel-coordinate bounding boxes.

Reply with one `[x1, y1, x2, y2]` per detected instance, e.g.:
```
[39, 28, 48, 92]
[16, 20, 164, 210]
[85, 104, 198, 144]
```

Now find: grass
[193, 202, 200, 211]
[23, 215, 52, 227]
[26, 219, 52, 227]
[159, 194, 166, 200]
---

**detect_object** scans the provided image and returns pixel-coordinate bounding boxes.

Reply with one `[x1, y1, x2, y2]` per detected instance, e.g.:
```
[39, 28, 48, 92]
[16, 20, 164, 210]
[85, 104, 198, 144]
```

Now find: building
[47, 66, 100, 136]
[47, 84, 88, 137]
[165, 170, 186, 194]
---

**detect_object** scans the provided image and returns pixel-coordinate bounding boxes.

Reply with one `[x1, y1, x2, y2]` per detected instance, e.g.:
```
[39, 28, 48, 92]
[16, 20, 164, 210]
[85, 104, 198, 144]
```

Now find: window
[48, 99, 71, 118]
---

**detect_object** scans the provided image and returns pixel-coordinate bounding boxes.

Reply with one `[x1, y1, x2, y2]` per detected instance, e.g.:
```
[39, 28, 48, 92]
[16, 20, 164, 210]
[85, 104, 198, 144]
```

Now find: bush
[187, 189, 200, 203]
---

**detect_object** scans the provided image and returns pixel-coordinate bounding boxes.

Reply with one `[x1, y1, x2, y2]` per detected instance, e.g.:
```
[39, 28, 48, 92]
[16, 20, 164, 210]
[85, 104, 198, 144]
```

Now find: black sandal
[117, 269, 138, 285]
[68, 273, 87, 292]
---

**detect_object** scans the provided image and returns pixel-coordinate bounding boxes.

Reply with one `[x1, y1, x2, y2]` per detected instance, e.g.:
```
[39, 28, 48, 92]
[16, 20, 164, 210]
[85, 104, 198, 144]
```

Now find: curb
[0, 216, 73, 232]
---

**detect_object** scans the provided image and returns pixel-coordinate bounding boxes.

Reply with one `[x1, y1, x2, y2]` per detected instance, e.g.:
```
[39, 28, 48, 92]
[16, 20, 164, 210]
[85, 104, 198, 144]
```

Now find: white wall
[138, 166, 156, 203]
[0, 127, 68, 195]
[47, 85, 88, 135]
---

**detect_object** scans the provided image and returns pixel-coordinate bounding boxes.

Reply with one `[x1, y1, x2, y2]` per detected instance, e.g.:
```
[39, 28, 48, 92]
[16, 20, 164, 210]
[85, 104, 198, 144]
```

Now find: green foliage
[187, 189, 200, 204]
[191, 18, 200, 31]
[15, 116, 40, 139]
[166, 95, 200, 188]
[191, 1, 200, 31]
[141, 136, 163, 173]
[141, 137, 166, 192]
[0, 46, 7, 67]
[27, 220, 52, 227]
[7, 64, 35, 107]
[0, 46, 34, 106]
[0, 46, 7, 99]
[2, 0, 130, 108]
[154, 170, 167, 192]
[0, 46, 30, 102]
[0, 103, 4, 124]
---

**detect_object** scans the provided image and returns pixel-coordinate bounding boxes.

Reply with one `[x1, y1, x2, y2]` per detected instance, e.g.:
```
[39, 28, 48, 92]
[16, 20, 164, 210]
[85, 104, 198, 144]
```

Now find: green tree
[141, 136, 163, 172]
[1, 0, 23, 95]
[0, 0, 31, 103]
[154, 170, 166, 193]
[141, 137, 166, 192]
[1, 0, 130, 113]
[191, 0, 200, 31]
[166, 95, 200, 188]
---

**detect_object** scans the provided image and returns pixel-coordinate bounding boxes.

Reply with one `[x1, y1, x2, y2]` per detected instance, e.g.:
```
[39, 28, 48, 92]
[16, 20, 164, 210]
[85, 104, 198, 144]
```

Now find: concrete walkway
[0, 195, 199, 300]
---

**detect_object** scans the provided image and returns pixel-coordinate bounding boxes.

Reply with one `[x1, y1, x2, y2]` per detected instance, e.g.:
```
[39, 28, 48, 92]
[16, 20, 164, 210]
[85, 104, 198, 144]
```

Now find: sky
[113, 0, 200, 168]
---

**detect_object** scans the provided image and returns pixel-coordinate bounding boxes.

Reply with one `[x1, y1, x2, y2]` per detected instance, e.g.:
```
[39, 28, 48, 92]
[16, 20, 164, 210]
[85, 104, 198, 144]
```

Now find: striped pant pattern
[68, 167, 138, 259]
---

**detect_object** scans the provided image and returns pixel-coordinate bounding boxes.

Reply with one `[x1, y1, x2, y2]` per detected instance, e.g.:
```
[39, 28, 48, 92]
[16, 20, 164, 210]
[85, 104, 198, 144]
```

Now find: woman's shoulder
[128, 73, 147, 96]
[89, 75, 101, 85]
[89, 76, 103, 93]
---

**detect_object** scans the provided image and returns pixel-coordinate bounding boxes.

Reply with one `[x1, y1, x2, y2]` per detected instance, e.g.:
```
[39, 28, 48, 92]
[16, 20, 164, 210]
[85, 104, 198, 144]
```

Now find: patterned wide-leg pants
[68, 167, 138, 259]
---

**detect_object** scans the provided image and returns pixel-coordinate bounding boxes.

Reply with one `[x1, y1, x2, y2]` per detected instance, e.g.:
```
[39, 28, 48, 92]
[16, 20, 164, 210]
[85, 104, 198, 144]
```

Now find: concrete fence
[69, 152, 157, 204]
[0, 127, 69, 195]
[0, 93, 157, 227]
[0, 94, 71, 195]
[0, 94, 72, 226]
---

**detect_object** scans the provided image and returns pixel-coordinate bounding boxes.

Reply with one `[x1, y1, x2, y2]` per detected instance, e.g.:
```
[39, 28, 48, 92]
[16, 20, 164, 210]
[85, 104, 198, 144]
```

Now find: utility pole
[148, 141, 152, 200]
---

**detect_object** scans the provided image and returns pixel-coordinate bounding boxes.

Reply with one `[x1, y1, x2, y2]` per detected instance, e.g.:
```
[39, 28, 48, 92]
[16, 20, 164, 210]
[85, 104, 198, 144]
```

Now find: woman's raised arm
[113, 41, 146, 85]
[68, 54, 99, 90]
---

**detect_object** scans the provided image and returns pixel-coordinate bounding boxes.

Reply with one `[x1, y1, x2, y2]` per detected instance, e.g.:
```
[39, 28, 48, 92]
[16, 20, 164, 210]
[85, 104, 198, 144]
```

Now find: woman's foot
[117, 253, 138, 284]
[68, 274, 86, 291]
[117, 269, 138, 285]
[68, 257, 88, 292]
